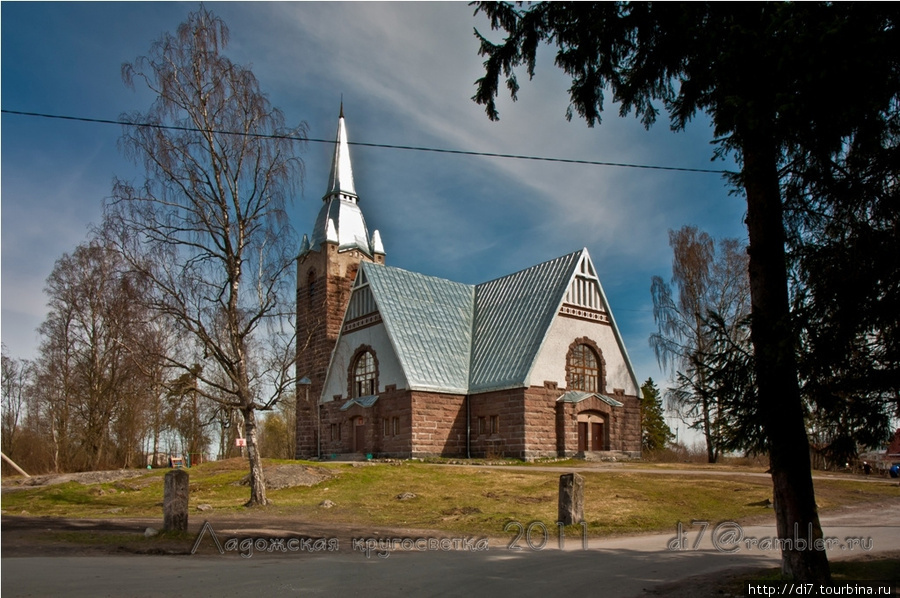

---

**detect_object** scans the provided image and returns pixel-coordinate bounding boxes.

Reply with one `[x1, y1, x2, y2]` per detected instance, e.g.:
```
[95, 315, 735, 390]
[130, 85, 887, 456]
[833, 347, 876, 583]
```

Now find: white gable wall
[528, 314, 640, 396]
[320, 322, 409, 402]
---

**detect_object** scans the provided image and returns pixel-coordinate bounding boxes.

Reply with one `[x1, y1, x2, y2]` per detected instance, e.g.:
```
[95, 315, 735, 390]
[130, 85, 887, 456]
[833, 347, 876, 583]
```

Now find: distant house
[295, 110, 641, 460]
[887, 429, 900, 460]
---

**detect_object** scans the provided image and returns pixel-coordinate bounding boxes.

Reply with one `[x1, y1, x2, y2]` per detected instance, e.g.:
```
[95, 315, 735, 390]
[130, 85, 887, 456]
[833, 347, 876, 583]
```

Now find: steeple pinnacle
[325, 104, 357, 201]
[306, 107, 382, 258]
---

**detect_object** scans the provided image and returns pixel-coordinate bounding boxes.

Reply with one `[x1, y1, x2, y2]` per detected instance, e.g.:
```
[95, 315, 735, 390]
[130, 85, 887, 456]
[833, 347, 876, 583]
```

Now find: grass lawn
[2, 458, 897, 538]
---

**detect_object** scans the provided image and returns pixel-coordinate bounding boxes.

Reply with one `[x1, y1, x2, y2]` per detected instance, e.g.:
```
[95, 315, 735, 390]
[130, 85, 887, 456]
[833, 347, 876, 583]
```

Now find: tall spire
[306, 106, 383, 257]
[325, 103, 357, 201]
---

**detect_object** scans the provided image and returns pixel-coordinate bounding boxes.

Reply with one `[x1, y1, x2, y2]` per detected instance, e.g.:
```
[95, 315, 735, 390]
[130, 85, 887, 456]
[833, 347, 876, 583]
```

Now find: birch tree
[103, 7, 305, 505]
[650, 226, 751, 463]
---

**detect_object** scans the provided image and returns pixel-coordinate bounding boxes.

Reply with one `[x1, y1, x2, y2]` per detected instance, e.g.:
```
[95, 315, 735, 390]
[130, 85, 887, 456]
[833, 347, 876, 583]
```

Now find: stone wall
[468, 388, 527, 458]
[315, 384, 641, 460]
[409, 392, 467, 458]
[522, 385, 563, 459]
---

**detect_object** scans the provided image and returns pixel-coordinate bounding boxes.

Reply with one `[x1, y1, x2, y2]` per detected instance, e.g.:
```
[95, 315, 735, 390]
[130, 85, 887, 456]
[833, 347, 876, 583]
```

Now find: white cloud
[1, 1, 749, 394]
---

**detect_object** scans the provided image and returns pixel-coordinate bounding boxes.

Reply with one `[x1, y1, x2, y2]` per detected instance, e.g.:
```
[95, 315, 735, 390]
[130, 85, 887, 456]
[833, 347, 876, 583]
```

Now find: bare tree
[31, 240, 155, 471]
[103, 7, 306, 505]
[1, 346, 32, 460]
[650, 226, 751, 462]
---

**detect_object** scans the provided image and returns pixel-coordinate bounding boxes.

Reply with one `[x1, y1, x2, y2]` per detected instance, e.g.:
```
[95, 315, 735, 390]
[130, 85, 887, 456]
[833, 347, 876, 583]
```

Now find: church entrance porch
[576, 411, 607, 452]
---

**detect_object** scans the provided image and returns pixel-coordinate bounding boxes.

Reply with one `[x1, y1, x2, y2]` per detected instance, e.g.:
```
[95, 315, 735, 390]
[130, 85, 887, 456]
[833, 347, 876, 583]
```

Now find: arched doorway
[576, 411, 607, 452]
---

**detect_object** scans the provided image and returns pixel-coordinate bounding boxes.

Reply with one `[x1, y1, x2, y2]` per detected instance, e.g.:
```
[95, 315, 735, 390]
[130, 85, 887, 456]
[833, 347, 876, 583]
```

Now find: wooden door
[591, 422, 604, 451]
[578, 422, 588, 452]
[354, 420, 365, 453]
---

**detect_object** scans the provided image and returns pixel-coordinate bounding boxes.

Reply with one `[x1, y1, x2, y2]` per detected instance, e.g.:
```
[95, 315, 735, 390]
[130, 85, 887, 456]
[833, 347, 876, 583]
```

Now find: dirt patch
[234, 464, 332, 490]
[2, 469, 149, 492]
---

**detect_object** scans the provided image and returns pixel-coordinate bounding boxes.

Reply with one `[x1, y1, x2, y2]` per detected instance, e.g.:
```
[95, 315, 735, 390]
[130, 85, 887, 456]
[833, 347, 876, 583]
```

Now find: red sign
[235, 438, 247, 447]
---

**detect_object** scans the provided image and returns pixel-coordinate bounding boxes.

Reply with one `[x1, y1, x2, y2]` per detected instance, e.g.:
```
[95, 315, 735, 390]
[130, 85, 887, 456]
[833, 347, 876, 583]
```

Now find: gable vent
[346, 285, 377, 321]
[565, 276, 603, 310]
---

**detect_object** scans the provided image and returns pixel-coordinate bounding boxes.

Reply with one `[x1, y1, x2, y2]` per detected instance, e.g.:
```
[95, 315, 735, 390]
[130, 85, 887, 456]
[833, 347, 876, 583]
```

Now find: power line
[1, 108, 732, 175]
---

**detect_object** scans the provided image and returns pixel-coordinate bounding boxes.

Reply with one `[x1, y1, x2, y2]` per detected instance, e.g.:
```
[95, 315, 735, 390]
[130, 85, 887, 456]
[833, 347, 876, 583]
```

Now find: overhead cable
[1, 109, 732, 174]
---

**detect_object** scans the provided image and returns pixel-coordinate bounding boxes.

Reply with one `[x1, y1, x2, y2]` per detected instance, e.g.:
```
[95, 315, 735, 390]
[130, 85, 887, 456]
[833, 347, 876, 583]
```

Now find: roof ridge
[362, 261, 475, 290]
[475, 248, 585, 289]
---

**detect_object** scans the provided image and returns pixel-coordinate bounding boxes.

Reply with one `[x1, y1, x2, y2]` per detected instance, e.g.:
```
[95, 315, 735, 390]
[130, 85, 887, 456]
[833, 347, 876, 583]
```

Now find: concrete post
[163, 469, 190, 532]
[558, 472, 584, 526]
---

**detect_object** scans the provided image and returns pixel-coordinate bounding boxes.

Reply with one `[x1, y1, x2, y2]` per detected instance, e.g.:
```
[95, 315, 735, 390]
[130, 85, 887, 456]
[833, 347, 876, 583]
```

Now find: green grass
[3, 459, 897, 538]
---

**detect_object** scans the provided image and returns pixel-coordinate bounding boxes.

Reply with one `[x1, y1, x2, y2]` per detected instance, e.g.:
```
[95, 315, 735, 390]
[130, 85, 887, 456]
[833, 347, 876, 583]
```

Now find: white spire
[307, 107, 384, 258]
[372, 230, 385, 255]
[324, 102, 357, 201]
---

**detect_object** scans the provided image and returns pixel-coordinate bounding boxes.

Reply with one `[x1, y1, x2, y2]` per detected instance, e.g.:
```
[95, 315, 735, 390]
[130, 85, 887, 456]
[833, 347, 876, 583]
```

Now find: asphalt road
[3, 500, 897, 598]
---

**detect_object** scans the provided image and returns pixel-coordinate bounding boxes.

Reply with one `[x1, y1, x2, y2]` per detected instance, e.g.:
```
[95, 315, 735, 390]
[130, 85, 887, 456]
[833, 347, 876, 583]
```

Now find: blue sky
[1, 2, 747, 428]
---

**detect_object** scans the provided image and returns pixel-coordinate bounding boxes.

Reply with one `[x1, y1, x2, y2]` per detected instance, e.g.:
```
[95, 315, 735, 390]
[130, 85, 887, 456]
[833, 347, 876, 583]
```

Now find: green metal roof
[354, 250, 583, 394]
[469, 251, 582, 392]
[340, 395, 380, 411]
[362, 263, 474, 393]
[556, 391, 624, 407]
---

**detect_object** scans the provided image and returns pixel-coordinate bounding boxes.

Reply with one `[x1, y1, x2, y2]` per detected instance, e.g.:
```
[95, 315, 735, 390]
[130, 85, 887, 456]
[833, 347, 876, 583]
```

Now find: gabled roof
[362, 262, 474, 394]
[469, 251, 582, 392]
[557, 391, 624, 407]
[332, 248, 639, 396]
[341, 395, 379, 411]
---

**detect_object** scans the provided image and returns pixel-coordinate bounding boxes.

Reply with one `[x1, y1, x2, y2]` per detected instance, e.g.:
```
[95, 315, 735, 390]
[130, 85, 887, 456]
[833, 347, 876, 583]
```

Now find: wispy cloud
[2, 2, 748, 395]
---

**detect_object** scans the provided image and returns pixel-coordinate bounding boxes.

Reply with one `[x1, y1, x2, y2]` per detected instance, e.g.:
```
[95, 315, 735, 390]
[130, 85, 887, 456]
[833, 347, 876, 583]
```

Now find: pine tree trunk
[242, 406, 268, 506]
[742, 136, 830, 583]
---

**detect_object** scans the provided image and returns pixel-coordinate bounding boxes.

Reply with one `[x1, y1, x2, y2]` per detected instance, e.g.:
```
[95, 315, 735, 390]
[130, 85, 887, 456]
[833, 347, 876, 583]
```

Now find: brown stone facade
[315, 383, 640, 460]
[318, 387, 412, 458]
[295, 241, 384, 459]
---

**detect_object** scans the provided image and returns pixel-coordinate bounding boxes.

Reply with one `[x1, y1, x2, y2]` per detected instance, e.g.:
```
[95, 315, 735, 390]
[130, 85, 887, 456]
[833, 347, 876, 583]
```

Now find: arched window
[568, 343, 601, 393]
[352, 350, 377, 397]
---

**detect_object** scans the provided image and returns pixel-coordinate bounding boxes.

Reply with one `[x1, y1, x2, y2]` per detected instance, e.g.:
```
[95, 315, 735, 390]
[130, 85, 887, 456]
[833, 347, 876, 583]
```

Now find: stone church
[295, 110, 641, 460]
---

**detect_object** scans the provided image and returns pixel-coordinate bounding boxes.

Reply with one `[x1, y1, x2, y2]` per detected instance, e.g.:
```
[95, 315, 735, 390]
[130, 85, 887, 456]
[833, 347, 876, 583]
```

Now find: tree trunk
[742, 135, 830, 583]
[242, 406, 268, 506]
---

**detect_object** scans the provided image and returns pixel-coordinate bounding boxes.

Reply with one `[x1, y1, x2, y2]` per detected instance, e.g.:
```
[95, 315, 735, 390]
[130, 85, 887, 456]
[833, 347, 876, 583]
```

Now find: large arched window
[352, 350, 377, 397]
[567, 343, 601, 393]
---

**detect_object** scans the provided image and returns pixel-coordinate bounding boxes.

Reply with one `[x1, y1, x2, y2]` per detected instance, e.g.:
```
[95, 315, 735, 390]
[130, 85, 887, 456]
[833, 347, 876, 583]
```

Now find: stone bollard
[163, 469, 190, 532]
[558, 472, 584, 526]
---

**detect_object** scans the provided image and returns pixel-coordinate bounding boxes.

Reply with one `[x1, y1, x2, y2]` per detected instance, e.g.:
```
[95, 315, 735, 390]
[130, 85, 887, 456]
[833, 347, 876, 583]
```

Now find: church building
[295, 110, 642, 460]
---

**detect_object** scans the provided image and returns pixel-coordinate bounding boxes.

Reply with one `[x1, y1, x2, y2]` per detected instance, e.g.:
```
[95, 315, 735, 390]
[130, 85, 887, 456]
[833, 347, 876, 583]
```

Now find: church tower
[295, 107, 385, 458]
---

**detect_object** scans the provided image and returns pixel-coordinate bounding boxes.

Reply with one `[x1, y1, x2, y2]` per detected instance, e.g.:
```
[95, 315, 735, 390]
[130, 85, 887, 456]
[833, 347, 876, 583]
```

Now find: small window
[478, 417, 487, 436]
[490, 415, 500, 435]
[352, 351, 377, 397]
[392, 417, 400, 436]
[307, 270, 317, 306]
[383, 418, 390, 437]
[330, 423, 338, 441]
